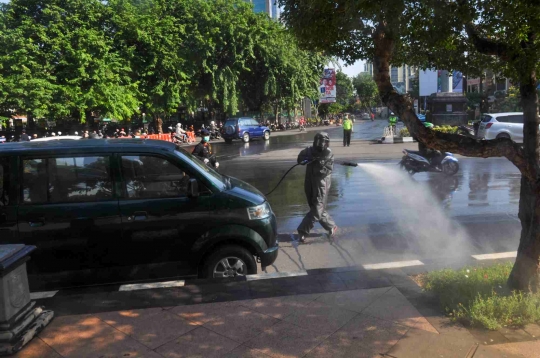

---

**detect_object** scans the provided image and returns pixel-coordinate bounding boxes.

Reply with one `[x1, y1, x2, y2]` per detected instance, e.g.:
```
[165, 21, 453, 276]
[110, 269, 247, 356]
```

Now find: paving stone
[468, 327, 510, 345]
[485, 341, 540, 358]
[222, 345, 272, 358]
[12, 337, 62, 358]
[362, 287, 437, 333]
[171, 300, 244, 325]
[307, 314, 408, 358]
[155, 326, 239, 358]
[283, 300, 358, 335]
[239, 293, 321, 319]
[498, 327, 535, 343]
[244, 321, 328, 358]
[38, 314, 162, 358]
[96, 307, 198, 349]
[387, 327, 477, 358]
[523, 324, 540, 339]
[203, 305, 280, 344]
[472, 344, 524, 358]
[314, 287, 391, 313]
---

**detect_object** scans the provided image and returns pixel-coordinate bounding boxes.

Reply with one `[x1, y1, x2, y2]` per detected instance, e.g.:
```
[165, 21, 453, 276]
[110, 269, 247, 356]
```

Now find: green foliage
[335, 71, 354, 108]
[493, 86, 522, 113]
[0, 0, 324, 121]
[424, 263, 540, 330]
[433, 125, 459, 134]
[399, 128, 410, 137]
[352, 73, 379, 110]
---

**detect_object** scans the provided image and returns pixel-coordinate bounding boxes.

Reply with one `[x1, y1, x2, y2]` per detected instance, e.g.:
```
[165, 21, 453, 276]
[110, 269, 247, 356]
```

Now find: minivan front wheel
[202, 245, 257, 279]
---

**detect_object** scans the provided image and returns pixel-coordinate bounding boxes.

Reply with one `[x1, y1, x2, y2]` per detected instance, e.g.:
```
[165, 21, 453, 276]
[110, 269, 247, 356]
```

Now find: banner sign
[319, 68, 336, 103]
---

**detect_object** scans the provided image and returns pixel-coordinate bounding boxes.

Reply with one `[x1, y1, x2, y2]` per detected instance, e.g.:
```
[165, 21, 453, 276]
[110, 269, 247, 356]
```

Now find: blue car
[222, 117, 271, 144]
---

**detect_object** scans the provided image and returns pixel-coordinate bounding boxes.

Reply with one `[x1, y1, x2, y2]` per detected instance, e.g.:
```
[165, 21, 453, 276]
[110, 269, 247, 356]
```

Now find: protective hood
[313, 132, 330, 152]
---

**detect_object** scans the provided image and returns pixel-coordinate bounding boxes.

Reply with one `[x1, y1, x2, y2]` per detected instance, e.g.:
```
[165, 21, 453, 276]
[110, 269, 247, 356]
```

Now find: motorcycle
[399, 149, 459, 176]
[209, 128, 221, 140]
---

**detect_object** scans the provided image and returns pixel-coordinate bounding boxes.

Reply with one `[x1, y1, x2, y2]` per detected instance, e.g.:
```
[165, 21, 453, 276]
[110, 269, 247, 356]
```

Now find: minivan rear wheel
[496, 133, 511, 140]
[202, 245, 257, 279]
[243, 132, 250, 143]
[263, 131, 270, 140]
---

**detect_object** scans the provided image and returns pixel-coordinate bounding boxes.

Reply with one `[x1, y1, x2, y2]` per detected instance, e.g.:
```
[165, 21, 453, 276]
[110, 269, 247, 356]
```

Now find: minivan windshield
[174, 148, 226, 191]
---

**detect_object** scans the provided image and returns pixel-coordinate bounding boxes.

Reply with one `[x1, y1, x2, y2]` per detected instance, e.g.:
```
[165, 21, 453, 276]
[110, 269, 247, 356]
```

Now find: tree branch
[371, 21, 533, 182]
[457, 0, 510, 60]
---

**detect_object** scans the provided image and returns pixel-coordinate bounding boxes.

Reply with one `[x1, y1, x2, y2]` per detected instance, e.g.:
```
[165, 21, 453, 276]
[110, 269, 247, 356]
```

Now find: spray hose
[265, 161, 358, 196]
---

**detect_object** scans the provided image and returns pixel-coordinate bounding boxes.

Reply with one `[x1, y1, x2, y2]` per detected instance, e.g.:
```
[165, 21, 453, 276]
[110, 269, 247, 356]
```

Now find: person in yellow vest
[342, 114, 353, 147]
[388, 112, 398, 135]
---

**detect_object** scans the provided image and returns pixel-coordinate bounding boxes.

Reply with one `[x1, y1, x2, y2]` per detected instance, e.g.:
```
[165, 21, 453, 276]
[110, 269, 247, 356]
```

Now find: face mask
[203, 136, 210, 142]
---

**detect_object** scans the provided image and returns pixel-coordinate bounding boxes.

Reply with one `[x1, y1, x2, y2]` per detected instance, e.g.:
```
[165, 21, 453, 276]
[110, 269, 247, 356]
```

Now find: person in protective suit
[192, 129, 219, 169]
[297, 132, 337, 243]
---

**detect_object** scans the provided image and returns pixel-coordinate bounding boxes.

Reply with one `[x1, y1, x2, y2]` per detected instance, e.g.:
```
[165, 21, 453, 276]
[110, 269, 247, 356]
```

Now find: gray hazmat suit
[297, 132, 336, 236]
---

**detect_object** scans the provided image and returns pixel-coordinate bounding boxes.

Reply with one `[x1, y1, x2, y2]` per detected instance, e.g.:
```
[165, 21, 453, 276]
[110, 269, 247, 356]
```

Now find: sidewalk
[15, 266, 538, 358]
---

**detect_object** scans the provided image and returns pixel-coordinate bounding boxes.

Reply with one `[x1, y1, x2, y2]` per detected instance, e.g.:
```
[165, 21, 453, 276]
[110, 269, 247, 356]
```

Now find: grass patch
[423, 263, 540, 330]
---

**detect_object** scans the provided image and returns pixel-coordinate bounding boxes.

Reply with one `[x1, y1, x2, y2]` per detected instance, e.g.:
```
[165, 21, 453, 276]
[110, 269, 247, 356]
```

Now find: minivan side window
[121, 155, 190, 199]
[506, 115, 523, 124]
[22, 156, 113, 204]
[0, 157, 9, 206]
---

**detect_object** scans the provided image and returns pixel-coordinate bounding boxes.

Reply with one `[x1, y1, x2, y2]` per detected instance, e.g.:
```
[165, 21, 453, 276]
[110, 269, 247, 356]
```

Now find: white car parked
[477, 112, 524, 142]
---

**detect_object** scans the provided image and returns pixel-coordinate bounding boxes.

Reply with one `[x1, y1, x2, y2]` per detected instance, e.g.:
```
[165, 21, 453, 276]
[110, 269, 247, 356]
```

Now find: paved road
[216, 120, 522, 274]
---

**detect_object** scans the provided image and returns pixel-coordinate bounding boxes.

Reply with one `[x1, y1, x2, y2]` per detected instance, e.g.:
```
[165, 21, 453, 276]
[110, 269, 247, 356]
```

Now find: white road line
[119, 280, 185, 292]
[363, 260, 425, 270]
[30, 291, 59, 300]
[472, 252, 517, 260]
[246, 270, 308, 281]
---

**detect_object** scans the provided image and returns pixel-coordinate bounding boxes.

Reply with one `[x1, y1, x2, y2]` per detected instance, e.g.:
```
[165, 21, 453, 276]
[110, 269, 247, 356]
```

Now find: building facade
[363, 62, 416, 93]
[247, 0, 279, 20]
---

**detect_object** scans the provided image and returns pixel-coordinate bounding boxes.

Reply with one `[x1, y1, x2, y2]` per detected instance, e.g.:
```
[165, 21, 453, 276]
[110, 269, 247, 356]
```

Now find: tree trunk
[508, 70, 540, 292]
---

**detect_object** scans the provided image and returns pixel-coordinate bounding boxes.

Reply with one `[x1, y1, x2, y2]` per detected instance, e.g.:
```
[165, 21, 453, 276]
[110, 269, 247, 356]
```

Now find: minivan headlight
[247, 202, 272, 220]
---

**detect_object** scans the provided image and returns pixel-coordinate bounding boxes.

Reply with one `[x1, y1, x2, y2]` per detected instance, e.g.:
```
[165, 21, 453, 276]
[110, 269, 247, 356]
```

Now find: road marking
[472, 252, 517, 260]
[119, 280, 185, 292]
[363, 260, 424, 270]
[30, 291, 59, 300]
[246, 270, 308, 281]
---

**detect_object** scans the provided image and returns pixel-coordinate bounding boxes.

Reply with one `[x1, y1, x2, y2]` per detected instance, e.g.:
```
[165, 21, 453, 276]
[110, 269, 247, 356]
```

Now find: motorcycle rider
[192, 129, 219, 169]
[417, 122, 443, 168]
[297, 132, 337, 243]
[175, 123, 187, 143]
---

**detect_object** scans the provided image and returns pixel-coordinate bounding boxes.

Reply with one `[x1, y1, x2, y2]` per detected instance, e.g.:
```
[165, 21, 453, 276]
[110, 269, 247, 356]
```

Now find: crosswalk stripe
[472, 252, 517, 260]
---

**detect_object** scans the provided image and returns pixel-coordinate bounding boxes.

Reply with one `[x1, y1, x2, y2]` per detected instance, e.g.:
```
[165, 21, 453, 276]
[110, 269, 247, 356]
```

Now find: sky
[337, 60, 365, 78]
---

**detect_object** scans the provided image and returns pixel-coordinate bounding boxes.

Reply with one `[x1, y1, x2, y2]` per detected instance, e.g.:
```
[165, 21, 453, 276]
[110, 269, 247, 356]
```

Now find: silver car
[477, 112, 524, 142]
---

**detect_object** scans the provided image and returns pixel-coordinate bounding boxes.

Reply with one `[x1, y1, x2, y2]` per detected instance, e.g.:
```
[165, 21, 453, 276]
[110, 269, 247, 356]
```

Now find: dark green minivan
[0, 139, 278, 288]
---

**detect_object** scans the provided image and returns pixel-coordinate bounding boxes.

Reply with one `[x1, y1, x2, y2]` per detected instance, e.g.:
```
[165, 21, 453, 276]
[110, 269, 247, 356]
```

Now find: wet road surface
[216, 123, 522, 273]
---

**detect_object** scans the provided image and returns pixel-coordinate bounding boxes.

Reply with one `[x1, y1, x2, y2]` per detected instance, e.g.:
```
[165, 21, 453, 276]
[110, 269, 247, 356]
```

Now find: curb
[378, 136, 416, 144]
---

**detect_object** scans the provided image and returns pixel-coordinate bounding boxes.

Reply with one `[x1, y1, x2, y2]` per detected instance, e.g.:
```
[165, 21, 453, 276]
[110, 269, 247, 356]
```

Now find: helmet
[313, 132, 330, 152]
[74, 131, 79, 135]
[201, 129, 210, 136]
[390, 112, 395, 116]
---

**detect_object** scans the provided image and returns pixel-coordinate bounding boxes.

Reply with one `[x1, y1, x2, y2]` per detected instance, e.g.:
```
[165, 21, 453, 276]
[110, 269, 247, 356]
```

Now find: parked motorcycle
[399, 149, 459, 176]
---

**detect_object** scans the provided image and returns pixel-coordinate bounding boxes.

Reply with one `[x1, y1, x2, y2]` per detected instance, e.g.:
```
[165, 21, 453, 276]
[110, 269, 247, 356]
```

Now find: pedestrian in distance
[388, 112, 398, 135]
[20, 129, 30, 142]
[342, 114, 353, 147]
[297, 132, 337, 243]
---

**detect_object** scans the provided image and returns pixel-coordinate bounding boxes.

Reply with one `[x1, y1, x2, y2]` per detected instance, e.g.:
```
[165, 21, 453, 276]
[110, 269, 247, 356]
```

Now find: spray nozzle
[341, 162, 358, 167]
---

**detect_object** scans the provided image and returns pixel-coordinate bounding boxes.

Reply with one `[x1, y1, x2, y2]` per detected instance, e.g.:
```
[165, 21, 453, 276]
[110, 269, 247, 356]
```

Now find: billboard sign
[319, 68, 336, 103]
[419, 69, 438, 96]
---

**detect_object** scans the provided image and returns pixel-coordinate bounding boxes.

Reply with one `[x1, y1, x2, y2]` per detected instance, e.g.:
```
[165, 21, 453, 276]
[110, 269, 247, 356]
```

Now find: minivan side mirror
[187, 178, 199, 198]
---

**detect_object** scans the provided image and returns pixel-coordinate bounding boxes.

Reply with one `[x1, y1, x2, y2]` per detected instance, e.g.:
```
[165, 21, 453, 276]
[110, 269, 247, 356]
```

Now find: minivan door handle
[128, 211, 148, 221]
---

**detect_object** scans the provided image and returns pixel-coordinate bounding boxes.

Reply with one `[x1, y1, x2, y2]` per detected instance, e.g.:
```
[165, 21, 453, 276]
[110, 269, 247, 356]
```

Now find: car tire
[496, 133, 511, 140]
[225, 138, 233, 144]
[243, 132, 250, 143]
[263, 131, 270, 141]
[202, 245, 257, 279]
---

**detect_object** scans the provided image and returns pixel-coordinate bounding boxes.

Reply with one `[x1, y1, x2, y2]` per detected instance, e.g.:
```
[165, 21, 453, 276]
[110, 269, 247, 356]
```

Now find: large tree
[280, 0, 540, 292]
[352, 73, 379, 111]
